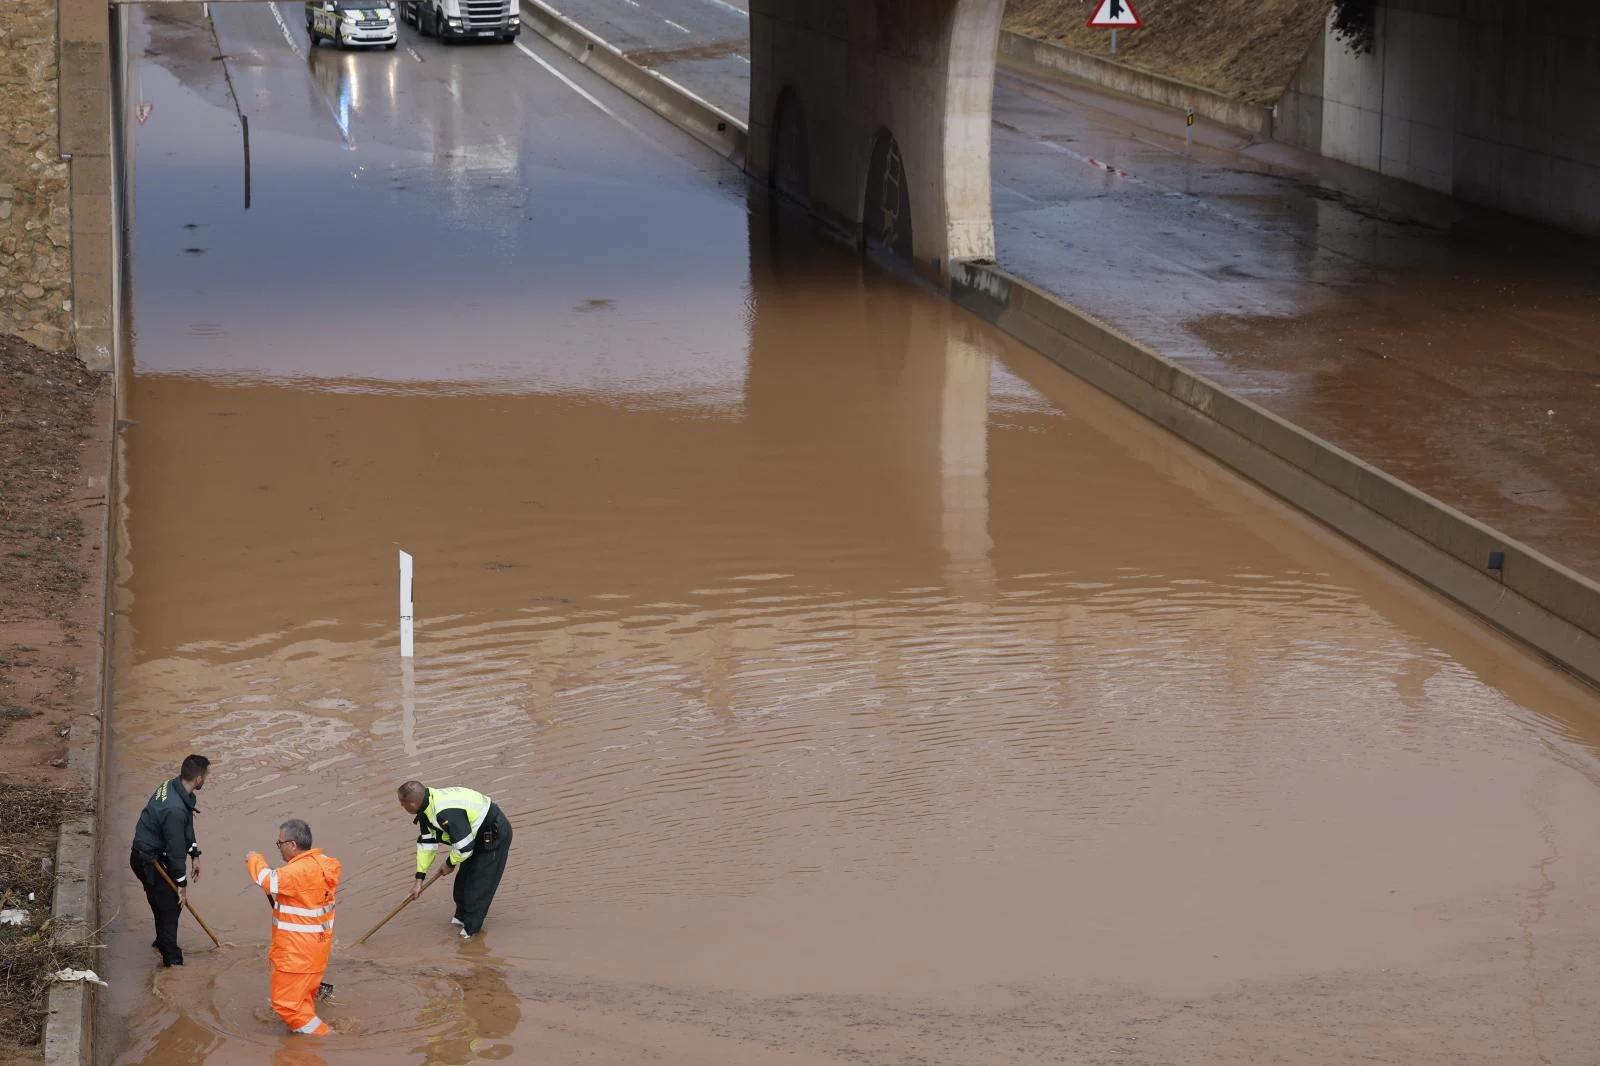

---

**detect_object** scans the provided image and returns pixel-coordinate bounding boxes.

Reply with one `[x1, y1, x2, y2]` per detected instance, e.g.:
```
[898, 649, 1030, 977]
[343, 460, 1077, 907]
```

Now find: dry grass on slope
[1003, 0, 1331, 104]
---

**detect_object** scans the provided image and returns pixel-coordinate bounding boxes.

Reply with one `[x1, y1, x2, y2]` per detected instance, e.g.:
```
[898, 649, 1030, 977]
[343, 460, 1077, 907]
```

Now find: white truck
[399, 0, 520, 42]
[306, 0, 399, 49]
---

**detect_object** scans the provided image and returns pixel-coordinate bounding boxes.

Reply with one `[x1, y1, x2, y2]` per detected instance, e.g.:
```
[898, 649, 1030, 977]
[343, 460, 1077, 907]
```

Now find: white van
[306, 0, 399, 49]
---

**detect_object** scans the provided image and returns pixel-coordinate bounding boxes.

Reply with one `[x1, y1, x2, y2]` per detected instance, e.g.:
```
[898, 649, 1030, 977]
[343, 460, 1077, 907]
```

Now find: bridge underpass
[93, 3, 1600, 1065]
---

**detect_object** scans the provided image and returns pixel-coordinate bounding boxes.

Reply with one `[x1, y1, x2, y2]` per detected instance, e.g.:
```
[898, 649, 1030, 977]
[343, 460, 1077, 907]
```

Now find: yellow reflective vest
[414, 785, 493, 877]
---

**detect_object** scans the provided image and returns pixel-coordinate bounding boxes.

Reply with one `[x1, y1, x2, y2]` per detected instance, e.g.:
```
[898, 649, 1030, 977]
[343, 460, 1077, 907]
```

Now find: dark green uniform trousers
[453, 804, 512, 936]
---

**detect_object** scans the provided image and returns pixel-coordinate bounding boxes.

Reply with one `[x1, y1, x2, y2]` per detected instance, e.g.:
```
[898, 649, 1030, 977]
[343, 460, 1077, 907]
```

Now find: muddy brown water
[101, 4, 1600, 1064]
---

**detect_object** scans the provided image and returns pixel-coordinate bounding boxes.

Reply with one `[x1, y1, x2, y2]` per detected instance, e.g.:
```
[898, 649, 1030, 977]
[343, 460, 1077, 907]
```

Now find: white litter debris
[0, 909, 29, 927]
[51, 969, 108, 986]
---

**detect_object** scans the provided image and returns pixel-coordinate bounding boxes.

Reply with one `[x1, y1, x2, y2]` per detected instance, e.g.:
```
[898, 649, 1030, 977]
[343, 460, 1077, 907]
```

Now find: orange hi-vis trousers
[270, 968, 329, 1035]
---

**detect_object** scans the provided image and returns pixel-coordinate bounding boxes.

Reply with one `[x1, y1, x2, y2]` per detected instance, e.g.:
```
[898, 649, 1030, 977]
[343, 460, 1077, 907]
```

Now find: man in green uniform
[129, 753, 210, 966]
[397, 780, 513, 939]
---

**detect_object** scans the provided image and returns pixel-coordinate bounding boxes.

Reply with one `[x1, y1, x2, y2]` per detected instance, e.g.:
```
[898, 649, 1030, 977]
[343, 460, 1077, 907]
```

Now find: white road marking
[267, 1, 306, 59]
[663, 18, 690, 33]
[406, 44, 424, 61]
[695, 0, 747, 17]
[514, 40, 642, 134]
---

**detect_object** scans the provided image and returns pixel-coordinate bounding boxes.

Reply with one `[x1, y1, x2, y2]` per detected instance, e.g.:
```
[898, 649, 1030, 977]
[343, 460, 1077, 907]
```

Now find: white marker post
[399, 549, 415, 658]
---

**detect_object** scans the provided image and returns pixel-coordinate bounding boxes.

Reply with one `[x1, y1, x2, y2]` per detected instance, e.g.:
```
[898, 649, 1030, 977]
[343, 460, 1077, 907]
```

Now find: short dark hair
[397, 780, 426, 804]
[280, 819, 313, 849]
[180, 754, 210, 781]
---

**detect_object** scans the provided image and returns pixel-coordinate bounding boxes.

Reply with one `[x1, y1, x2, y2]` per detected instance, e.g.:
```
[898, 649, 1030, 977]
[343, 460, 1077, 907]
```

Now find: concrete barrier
[951, 263, 1600, 690]
[519, 0, 747, 168]
[997, 30, 1275, 139]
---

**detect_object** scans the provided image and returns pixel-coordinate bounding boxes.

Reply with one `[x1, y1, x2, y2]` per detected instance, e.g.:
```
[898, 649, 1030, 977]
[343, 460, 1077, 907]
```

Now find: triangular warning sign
[1088, 0, 1143, 28]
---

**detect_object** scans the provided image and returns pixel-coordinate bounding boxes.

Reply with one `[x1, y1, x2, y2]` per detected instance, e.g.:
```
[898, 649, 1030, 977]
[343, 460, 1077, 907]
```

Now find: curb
[40, 385, 114, 1064]
[997, 30, 1275, 139]
[950, 263, 1600, 689]
[519, 0, 747, 168]
[522, 5, 1600, 691]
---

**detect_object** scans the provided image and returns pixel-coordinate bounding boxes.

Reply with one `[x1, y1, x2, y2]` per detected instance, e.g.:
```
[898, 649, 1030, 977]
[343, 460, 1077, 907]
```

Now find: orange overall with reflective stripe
[246, 848, 341, 1035]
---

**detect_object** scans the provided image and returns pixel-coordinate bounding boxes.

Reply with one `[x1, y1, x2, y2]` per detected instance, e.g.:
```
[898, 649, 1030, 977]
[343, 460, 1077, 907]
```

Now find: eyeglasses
[275, 839, 293, 847]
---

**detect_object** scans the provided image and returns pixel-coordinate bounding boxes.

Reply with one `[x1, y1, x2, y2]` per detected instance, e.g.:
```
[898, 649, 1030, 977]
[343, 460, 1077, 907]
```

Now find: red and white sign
[1087, 0, 1143, 28]
[136, 102, 154, 125]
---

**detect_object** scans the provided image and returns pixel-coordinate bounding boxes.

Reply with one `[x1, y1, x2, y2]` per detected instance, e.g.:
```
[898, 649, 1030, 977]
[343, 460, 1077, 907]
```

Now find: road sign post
[1089, 0, 1143, 55]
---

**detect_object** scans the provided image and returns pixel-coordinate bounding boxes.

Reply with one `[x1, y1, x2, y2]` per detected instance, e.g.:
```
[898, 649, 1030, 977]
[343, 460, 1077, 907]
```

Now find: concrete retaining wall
[526, 3, 1600, 693]
[520, 0, 747, 168]
[997, 31, 1275, 138]
[1278, 1, 1600, 236]
[0, 0, 73, 353]
[0, 0, 118, 368]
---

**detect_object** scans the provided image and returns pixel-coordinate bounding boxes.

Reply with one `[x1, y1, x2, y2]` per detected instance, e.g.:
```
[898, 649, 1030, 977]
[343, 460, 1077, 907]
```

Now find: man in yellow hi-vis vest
[397, 781, 513, 939]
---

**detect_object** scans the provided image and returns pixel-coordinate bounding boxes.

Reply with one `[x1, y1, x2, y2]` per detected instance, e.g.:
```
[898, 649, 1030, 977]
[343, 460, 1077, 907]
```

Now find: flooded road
[538, 0, 1600, 581]
[103, 4, 1600, 1064]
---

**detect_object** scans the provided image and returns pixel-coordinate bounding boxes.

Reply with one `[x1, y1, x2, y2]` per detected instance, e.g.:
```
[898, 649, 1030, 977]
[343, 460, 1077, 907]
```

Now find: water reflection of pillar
[884, 294, 995, 600]
[742, 198, 993, 599]
[937, 325, 994, 598]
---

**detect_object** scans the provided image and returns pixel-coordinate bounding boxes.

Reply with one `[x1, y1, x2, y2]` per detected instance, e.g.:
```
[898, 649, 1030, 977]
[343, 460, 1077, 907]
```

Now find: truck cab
[306, 0, 399, 49]
[399, 0, 520, 43]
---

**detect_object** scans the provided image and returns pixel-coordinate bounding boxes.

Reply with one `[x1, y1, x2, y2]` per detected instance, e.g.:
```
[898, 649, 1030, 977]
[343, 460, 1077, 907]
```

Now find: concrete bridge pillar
[747, 0, 1006, 279]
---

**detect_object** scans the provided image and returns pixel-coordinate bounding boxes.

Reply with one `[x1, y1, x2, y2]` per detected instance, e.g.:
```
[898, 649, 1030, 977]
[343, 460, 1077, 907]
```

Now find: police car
[306, 0, 399, 49]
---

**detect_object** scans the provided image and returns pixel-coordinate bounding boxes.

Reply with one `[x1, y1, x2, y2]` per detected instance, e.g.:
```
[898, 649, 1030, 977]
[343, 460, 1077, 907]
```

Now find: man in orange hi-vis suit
[245, 819, 342, 1036]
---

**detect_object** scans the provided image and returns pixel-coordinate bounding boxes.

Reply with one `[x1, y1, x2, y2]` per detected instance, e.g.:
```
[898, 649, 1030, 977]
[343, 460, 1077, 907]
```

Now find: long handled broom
[150, 861, 221, 948]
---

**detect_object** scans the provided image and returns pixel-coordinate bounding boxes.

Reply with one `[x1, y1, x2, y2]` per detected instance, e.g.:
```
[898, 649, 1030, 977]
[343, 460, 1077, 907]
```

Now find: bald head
[397, 780, 427, 815]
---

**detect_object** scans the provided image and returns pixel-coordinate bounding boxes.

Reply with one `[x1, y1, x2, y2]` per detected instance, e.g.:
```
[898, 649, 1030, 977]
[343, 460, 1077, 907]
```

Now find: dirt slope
[0, 334, 105, 1063]
[1003, 0, 1331, 104]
